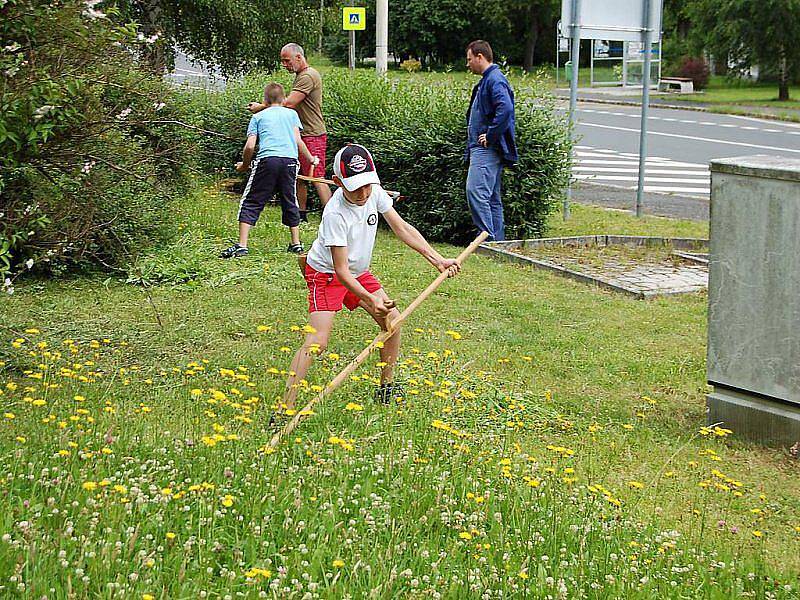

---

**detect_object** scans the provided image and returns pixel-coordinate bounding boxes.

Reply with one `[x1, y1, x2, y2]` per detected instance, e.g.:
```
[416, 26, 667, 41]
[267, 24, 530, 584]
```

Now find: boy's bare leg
[296, 181, 308, 213]
[289, 225, 300, 246]
[282, 311, 336, 409]
[362, 288, 401, 384]
[238, 222, 253, 247]
[314, 181, 332, 207]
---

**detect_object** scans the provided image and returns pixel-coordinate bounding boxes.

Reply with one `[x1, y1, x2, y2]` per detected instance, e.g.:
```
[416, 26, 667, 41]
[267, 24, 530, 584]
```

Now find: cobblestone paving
[518, 245, 709, 297]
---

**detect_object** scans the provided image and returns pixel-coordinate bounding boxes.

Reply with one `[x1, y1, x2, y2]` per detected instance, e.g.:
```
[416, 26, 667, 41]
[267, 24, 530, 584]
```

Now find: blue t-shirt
[247, 106, 303, 160]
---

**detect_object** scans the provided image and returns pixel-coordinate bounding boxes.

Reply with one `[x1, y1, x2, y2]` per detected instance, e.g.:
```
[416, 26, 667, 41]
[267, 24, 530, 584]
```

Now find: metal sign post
[560, 0, 662, 218]
[342, 7, 366, 71]
[564, 0, 582, 220]
[635, 0, 654, 216]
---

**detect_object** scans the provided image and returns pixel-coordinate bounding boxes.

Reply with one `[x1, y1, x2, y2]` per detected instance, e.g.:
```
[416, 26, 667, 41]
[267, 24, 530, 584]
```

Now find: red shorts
[305, 264, 382, 313]
[299, 134, 327, 179]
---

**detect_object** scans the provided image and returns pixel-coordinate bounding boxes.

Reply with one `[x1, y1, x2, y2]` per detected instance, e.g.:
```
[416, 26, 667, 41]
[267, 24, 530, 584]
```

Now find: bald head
[280, 43, 308, 73]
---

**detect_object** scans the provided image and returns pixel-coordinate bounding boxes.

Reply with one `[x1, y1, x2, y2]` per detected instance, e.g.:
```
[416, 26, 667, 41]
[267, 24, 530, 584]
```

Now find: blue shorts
[238, 156, 300, 227]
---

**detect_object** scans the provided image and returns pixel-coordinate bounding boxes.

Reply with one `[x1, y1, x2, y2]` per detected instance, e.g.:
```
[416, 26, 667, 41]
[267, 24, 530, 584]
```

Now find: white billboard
[561, 0, 662, 42]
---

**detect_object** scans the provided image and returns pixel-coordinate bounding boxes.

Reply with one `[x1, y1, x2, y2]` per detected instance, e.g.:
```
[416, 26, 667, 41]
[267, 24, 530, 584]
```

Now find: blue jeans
[466, 147, 505, 241]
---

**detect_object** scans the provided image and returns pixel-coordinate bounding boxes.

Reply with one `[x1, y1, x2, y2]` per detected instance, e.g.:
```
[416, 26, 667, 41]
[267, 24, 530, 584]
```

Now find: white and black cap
[333, 144, 380, 191]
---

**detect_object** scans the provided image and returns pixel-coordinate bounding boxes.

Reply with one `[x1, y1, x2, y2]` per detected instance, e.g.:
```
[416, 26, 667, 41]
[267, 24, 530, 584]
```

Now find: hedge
[182, 68, 572, 243]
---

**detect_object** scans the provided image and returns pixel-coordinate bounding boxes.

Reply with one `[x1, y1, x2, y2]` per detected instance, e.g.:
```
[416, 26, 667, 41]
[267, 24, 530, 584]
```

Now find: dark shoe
[374, 383, 405, 405]
[299, 211, 308, 223]
[219, 243, 248, 259]
[287, 243, 304, 254]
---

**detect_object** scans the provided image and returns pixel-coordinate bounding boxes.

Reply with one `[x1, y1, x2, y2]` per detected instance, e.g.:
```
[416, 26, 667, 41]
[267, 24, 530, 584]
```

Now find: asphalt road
[564, 101, 800, 203]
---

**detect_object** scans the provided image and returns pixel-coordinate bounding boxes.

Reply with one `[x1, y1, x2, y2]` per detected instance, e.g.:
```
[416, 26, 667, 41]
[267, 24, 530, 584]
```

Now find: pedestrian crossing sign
[343, 7, 366, 30]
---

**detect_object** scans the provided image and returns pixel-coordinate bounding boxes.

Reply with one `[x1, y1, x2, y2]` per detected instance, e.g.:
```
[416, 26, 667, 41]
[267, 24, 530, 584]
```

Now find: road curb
[555, 95, 800, 124]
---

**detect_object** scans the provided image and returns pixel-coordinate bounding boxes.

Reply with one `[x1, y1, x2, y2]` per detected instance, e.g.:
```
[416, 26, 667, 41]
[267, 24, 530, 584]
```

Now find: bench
[659, 77, 694, 93]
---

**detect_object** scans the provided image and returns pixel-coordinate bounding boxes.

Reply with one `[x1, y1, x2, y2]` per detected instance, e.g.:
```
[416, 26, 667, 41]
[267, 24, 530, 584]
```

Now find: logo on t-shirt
[367, 213, 378, 226]
[348, 154, 367, 173]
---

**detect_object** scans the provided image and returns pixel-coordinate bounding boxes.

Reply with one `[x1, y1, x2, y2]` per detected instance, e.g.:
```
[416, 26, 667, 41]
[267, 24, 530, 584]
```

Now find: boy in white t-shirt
[282, 144, 461, 408]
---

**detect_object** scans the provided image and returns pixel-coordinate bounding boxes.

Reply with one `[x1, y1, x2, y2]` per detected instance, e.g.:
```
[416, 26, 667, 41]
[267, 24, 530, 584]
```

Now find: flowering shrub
[674, 56, 711, 90]
[400, 58, 422, 72]
[0, 0, 192, 284]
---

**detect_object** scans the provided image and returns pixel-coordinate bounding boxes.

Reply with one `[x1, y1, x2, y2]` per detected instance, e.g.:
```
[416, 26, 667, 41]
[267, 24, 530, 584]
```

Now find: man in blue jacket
[465, 40, 518, 241]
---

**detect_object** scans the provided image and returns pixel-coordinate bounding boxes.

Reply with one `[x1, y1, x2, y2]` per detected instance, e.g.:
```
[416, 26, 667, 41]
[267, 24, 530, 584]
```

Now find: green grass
[1, 186, 798, 598]
[547, 204, 709, 239]
[671, 76, 800, 110]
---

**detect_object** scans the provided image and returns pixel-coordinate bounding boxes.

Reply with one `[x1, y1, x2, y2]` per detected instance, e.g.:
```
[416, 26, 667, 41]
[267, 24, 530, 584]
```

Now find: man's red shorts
[299, 134, 327, 179]
[305, 264, 382, 313]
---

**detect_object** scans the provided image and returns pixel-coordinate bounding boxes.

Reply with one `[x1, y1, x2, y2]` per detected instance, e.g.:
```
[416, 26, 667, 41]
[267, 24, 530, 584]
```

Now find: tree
[116, 0, 318, 75]
[687, 0, 800, 100]
[500, 0, 560, 72]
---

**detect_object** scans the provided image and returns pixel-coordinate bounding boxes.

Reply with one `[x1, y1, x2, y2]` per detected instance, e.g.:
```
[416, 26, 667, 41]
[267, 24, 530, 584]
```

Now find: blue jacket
[465, 64, 518, 166]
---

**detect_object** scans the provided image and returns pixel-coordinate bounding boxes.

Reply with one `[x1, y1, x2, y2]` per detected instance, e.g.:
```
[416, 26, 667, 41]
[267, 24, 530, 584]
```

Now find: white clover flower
[153, 102, 166, 111]
[116, 108, 132, 121]
[25, 259, 34, 269]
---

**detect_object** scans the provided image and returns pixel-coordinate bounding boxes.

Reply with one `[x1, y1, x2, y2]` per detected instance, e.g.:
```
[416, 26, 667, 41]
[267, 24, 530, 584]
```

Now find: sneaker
[374, 383, 405, 405]
[219, 243, 248, 259]
[286, 243, 304, 254]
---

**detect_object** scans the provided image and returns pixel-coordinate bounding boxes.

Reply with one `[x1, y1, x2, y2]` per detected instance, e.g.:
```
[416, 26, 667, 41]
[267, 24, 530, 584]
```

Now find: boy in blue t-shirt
[220, 82, 320, 258]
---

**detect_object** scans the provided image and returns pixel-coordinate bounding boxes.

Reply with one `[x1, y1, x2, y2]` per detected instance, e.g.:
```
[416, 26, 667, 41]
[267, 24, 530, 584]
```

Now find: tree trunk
[138, 0, 167, 74]
[523, 5, 539, 73]
[778, 46, 790, 101]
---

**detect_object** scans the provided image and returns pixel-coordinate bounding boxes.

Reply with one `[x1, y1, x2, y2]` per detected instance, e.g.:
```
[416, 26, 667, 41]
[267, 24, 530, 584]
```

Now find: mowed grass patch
[546, 203, 709, 239]
[0, 185, 798, 598]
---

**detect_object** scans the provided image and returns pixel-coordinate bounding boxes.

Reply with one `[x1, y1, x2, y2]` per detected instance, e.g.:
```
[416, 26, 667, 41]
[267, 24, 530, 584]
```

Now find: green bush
[182, 68, 572, 243]
[0, 0, 192, 284]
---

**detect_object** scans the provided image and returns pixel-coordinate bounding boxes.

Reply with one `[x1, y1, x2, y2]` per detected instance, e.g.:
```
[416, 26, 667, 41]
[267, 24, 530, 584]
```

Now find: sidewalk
[553, 87, 800, 122]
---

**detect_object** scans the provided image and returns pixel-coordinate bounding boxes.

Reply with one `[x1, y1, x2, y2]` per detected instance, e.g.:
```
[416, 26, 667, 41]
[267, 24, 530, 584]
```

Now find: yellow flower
[166, 532, 176, 540]
[518, 571, 529, 580]
[82, 481, 97, 491]
[332, 559, 345, 568]
[143, 595, 155, 600]
[445, 330, 462, 340]
[459, 532, 472, 540]
[752, 530, 763, 538]
[15, 436, 26, 443]
[256, 325, 271, 332]
[344, 402, 363, 412]
[161, 488, 173, 496]
[628, 481, 645, 489]
[302, 324, 317, 334]
[4, 412, 15, 419]
[221, 494, 234, 507]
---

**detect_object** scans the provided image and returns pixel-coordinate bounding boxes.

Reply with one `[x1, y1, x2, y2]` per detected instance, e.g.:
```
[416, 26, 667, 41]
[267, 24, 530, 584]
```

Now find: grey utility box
[707, 155, 800, 447]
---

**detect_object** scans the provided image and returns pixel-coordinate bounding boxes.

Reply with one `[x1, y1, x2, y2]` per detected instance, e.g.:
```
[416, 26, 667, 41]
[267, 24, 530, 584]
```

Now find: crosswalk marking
[573, 146, 710, 198]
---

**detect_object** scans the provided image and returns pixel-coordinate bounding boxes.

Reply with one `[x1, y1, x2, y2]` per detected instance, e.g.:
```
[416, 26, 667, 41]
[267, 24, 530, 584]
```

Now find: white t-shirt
[306, 185, 394, 276]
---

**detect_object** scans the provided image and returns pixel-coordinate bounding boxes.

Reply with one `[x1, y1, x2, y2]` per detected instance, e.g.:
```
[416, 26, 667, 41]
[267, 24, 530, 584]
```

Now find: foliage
[114, 0, 318, 75]
[686, 0, 800, 100]
[673, 56, 711, 90]
[400, 59, 422, 73]
[182, 68, 572, 243]
[0, 0, 191, 284]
